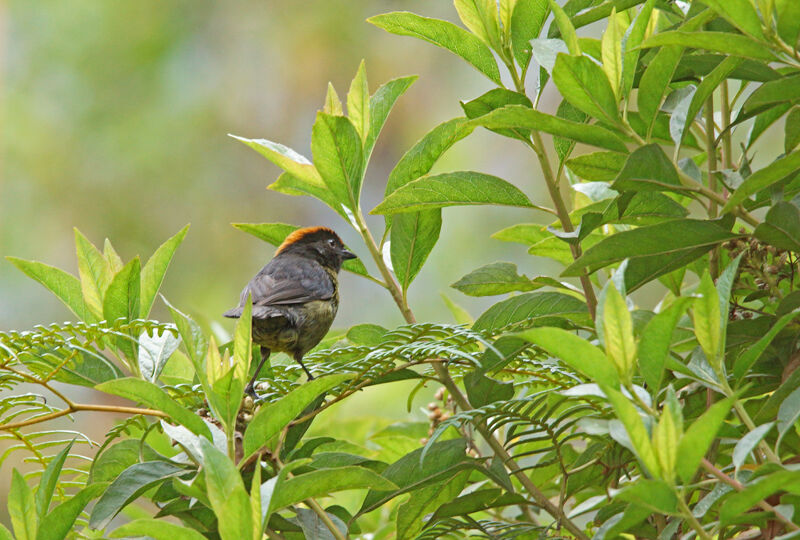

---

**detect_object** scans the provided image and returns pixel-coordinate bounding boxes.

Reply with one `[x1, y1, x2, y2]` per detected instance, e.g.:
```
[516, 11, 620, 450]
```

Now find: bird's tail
[223, 307, 243, 318]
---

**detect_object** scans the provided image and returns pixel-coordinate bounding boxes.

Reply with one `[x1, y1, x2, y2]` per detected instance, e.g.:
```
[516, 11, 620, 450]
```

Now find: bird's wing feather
[249, 258, 334, 307]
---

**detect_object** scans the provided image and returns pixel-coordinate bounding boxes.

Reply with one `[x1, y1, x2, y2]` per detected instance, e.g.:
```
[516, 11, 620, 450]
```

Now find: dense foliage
[3, 0, 800, 538]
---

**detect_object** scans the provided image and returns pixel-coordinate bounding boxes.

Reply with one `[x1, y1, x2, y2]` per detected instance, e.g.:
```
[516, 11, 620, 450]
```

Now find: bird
[224, 226, 356, 397]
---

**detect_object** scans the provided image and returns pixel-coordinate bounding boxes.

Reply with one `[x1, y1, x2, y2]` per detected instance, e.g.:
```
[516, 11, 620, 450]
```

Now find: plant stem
[354, 214, 591, 540]
[0, 403, 167, 431]
[306, 497, 347, 540]
[526, 134, 597, 320]
[720, 81, 734, 173]
[702, 458, 800, 531]
[677, 493, 713, 540]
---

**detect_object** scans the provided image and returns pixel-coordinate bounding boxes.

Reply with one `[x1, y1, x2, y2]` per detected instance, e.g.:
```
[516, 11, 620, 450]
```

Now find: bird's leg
[245, 346, 271, 399]
[293, 352, 315, 380]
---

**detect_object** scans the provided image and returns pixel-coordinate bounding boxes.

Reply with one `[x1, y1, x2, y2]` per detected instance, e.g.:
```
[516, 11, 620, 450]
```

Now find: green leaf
[510, 0, 549, 68]
[164, 297, 208, 385]
[753, 201, 800, 252]
[441, 293, 474, 325]
[778, 385, 800, 448]
[233, 296, 252, 383]
[621, 0, 655, 98]
[6, 257, 96, 322]
[36, 484, 105, 540]
[678, 56, 743, 148]
[391, 209, 442, 291]
[461, 89, 532, 142]
[786, 107, 800, 153]
[90, 440, 161, 484]
[464, 371, 514, 407]
[740, 73, 800, 116]
[720, 470, 800, 525]
[366, 75, 418, 159]
[776, 0, 800, 49]
[89, 461, 185, 529]
[451, 262, 538, 296]
[368, 12, 502, 85]
[372, 171, 535, 215]
[641, 31, 778, 61]
[270, 467, 398, 512]
[693, 272, 721, 363]
[747, 102, 792, 148]
[230, 135, 325, 192]
[675, 397, 732, 482]
[242, 373, 354, 460]
[96, 377, 211, 438]
[109, 519, 208, 540]
[468, 105, 629, 152]
[311, 112, 364, 209]
[602, 386, 660, 477]
[492, 222, 549, 245]
[566, 152, 627, 181]
[637, 45, 683, 136]
[35, 440, 74, 518]
[454, 0, 502, 51]
[74, 229, 112, 319]
[138, 327, 180, 383]
[610, 144, 682, 193]
[360, 439, 469, 513]
[9, 470, 37, 540]
[397, 472, 469, 540]
[552, 53, 619, 124]
[473, 292, 591, 333]
[603, 284, 636, 383]
[346, 323, 389, 346]
[563, 218, 739, 276]
[387, 118, 474, 197]
[200, 439, 253, 540]
[517, 327, 619, 387]
[103, 257, 141, 323]
[347, 60, 370, 144]
[700, 0, 766, 39]
[733, 423, 774, 473]
[614, 479, 677, 514]
[140, 225, 189, 317]
[734, 311, 800, 380]
[547, 0, 580, 54]
[601, 8, 624, 98]
[638, 297, 693, 393]
[323, 82, 343, 116]
[723, 151, 800, 210]
[268, 172, 344, 218]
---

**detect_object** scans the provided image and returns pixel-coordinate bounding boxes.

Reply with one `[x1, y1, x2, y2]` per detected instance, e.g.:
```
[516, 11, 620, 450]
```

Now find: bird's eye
[328, 239, 336, 247]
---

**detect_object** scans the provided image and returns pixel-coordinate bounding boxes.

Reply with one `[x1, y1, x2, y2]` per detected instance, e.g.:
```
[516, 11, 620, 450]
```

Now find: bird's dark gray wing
[224, 256, 334, 319]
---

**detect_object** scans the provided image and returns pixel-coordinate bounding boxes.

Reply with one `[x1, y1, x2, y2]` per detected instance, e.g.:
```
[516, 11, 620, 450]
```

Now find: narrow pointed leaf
[366, 75, 418, 158]
[140, 225, 189, 317]
[347, 60, 370, 144]
[6, 257, 96, 322]
[676, 397, 733, 482]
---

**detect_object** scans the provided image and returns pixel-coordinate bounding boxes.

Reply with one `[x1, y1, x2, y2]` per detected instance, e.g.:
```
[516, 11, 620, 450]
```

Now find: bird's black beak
[340, 248, 357, 260]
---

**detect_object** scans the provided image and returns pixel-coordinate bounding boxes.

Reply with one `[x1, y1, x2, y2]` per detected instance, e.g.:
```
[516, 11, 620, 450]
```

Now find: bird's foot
[244, 383, 260, 400]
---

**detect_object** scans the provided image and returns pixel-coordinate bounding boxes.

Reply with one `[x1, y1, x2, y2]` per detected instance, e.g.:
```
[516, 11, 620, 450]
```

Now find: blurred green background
[1, 0, 556, 335]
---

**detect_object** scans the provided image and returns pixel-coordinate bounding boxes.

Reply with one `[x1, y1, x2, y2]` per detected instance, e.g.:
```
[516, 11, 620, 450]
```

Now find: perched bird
[224, 227, 356, 397]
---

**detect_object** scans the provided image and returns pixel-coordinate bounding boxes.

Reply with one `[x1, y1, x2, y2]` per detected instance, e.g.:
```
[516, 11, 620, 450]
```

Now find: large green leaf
[641, 31, 778, 61]
[468, 105, 629, 152]
[74, 229, 112, 319]
[8, 470, 37, 540]
[700, 0, 766, 40]
[35, 440, 74, 518]
[6, 257, 96, 322]
[311, 112, 364, 209]
[610, 144, 682, 193]
[740, 73, 800, 116]
[602, 386, 660, 477]
[451, 262, 539, 296]
[638, 297, 693, 393]
[753, 201, 800, 251]
[96, 378, 211, 438]
[621, 0, 655, 98]
[140, 225, 189, 317]
[733, 311, 800, 380]
[109, 519, 207, 540]
[510, 0, 549, 68]
[230, 135, 325, 189]
[37, 485, 105, 540]
[397, 472, 469, 540]
[270, 467, 398, 512]
[473, 291, 591, 332]
[103, 257, 141, 324]
[563, 218, 739, 276]
[242, 374, 354, 460]
[366, 75, 418, 159]
[517, 327, 619, 387]
[347, 60, 370, 145]
[391, 210, 442, 291]
[675, 397, 732, 482]
[199, 439, 253, 540]
[637, 45, 683, 136]
[268, 172, 344, 218]
[372, 171, 535, 215]
[553, 53, 619, 124]
[368, 12, 502, 84]
[461, 89, 532, 142]
[693, 272, 721, 363]
[566, 152, 627, 181]
[454, 0, 502, 51]
[723, 151, 800, 210]
[720, 470, 800, 525]
[89, 461, 185, 529]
